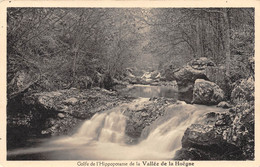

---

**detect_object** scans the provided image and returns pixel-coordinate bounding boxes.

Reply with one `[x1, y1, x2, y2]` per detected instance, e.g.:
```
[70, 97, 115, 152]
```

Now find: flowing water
[121, 84, 178, 99]
[7, 85, 226, 160]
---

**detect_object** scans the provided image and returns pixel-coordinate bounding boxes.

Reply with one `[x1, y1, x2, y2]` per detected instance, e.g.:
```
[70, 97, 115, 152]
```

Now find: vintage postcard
[0, 0, 259, 167]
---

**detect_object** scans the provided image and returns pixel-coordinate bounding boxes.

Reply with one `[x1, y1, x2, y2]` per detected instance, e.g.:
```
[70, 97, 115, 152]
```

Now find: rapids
[7, 98, 226, 160]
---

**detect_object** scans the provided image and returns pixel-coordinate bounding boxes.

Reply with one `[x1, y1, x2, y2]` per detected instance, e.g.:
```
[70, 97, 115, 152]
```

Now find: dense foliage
[7, 8, 254, 94]
[7, 8, 145, 91]
[145, 8, 254, 80]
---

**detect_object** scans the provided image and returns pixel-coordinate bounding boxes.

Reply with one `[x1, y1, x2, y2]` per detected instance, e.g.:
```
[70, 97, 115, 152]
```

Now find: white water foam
[8, 99, 225, 160]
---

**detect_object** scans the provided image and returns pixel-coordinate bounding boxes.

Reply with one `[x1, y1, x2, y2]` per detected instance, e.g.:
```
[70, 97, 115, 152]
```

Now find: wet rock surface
[192, 79, 224, 105]
[7, 87, 129, 149]
[171, 57, 215, 103]
[177, 124, 242, 160]
[7, 62, 254, 160]
[123, 97, 175, 139]
[174, 77, 254, 160]
[23, 88, 122, 120]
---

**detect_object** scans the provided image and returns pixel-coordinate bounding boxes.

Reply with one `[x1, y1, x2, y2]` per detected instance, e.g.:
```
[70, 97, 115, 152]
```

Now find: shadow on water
[121, 84, 178, 99]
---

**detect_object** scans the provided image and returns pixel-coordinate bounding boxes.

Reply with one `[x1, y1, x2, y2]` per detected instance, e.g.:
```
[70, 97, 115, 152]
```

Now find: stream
[121, 84, 178, 99]
[7, 84, 226, 160]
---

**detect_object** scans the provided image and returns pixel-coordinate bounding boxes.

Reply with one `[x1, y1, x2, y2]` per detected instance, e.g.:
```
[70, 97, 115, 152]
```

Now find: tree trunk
[196, 16, 202, 58]
[220, 8, 232, 99]
[222, 8, 231, 77]
[72, 45, 79, 83]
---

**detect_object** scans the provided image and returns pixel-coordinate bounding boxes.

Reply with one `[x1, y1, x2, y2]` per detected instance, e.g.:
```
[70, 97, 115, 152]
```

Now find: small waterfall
[74, 111, 127, 143]
[98, 112, 126, 143]
[138, 103, 207, 155]
[7, 99, 225, 160]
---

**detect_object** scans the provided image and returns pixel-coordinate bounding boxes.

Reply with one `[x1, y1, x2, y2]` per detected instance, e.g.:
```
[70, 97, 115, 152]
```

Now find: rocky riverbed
[7, 57, 255, 160]
[7, 87, 129, 149]
[174, 77, 254, 160]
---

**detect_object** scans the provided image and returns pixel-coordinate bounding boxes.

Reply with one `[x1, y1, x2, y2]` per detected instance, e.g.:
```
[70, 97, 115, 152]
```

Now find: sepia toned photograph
[5, 7, 255, 161]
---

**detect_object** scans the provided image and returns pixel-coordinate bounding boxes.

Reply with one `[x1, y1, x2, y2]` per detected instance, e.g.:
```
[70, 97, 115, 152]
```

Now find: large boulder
[174, 77, 255, 160]
[192, 79, 224, 105]
[174, 110, 244, 160]
[181, 124, 240, 154]
[175, 123, 242, 160]
[23, 88, 120, 120]
[173, 57, 215, 103]
[123, 97, 173, 140]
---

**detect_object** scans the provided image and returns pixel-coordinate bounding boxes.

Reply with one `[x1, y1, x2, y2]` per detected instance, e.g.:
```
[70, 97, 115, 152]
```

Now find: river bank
[8, 94, 228, 160]
[7, 57, 254, 160]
